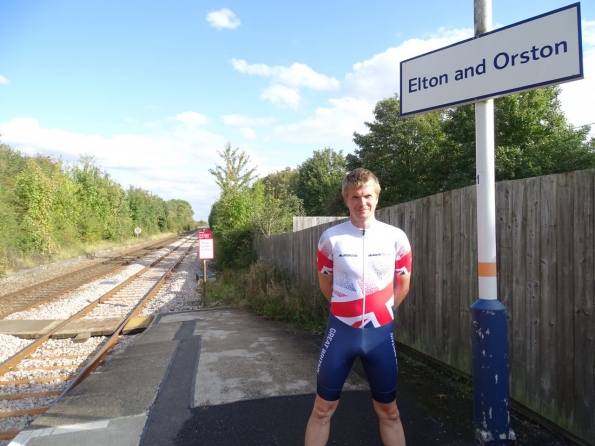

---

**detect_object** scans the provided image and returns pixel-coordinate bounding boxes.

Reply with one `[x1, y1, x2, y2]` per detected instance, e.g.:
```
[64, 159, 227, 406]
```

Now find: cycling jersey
[317, 220, 412, 328]
[315, 219, 411, 403]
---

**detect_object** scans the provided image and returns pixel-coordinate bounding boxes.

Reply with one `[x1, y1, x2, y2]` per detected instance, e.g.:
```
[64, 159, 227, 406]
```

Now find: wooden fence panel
[395, 200, 414, 347]
[539, 174, 558, 424]
[556, 173, 576, 434]
[459, 186, 476, 375]
[511, 178, 527, 405]
[433, 193, 445, 361]
[442, 190, 455, 368]
[496, 180, 513, 366]
[524, 177, 541, 414]
[253, 169, 595, 445]
[450, 188, 464, 372]
[412, 197, 425, 353]
[572, 170, 594, 444]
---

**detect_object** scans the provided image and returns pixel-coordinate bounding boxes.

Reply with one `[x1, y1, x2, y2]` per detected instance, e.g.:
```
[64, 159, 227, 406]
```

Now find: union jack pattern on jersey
[317, 220, 412, 328]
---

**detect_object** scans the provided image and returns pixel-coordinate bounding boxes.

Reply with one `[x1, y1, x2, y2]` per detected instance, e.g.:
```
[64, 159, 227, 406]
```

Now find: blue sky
[1, 1, 594, 221]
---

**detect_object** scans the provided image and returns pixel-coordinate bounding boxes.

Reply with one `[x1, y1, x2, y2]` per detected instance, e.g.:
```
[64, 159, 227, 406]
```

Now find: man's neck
[349, 215, 376, 230]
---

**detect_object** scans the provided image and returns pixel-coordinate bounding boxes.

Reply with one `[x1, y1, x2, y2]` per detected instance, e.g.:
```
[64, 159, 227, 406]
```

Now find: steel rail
[0, 238, 196, 441]
[0, 234, 194, 376]
[53, 240, 196, 401]
[0, 234, 187, 318]
[0, 235, 180, 302]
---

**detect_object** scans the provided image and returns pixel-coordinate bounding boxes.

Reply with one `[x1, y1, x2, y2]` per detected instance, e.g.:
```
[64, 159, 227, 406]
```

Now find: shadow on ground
[171, 327, 574, 446]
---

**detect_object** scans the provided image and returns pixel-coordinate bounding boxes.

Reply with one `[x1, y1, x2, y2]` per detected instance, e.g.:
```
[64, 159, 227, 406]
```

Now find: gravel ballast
[0, 238, 203, 440]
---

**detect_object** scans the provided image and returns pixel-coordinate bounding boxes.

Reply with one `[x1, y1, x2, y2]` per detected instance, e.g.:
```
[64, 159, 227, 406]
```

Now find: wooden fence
[292, 216, 347, 232]
[254, 169, 594, 445]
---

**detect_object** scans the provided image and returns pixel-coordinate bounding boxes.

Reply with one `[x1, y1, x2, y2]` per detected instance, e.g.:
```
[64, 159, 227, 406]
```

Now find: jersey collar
[347, 218, 377, 236]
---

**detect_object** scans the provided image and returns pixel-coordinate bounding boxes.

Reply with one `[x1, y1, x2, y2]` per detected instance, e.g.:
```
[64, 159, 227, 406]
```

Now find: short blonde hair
[341, 168, 381, 198]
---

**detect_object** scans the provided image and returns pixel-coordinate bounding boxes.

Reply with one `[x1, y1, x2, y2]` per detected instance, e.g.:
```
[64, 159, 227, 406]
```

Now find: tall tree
[350, 95, 445, 206]
[208, 142, 258, 195]
[208, 143, 259, 268]
[350, 89, 595, 207]
[442, 86, 595, 184]
[260, 168, 299, 200]
[251, 179, 304, 237]
[296, 148, 347, 216]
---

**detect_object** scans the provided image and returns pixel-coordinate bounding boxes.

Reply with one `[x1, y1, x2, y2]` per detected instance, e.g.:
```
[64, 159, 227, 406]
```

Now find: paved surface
[8, 308, 574, 446]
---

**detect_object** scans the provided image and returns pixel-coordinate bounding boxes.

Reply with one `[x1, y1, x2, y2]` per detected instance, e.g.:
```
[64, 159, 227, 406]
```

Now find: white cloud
[582, 20, 595, 46]
[0, 75, 9, 85]
[342, 27, 473, 102]
[174, 111, 208, 126]
[428, 26, 474, 42]
[232, 59, 339, 90]
[0, 116, 228, 220]
[206, 8, 240, 30]
[272, 97, 374, 145]
[221, 114, 275, 127]
[560, 47, 595, 137]
[238, 127, 257, 139]
[231, 59, 339, 107]
[559, 21, 595, 137]
[260, 27, 473, 146]
[261, 85, 302, 108]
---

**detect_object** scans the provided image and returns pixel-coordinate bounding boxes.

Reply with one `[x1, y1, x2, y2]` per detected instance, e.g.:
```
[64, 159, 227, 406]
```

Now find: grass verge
[204, 261, 329, 334]
[1, 232, 177, 276]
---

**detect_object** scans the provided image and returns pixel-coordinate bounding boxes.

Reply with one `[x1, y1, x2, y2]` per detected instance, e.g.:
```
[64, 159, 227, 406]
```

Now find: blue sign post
[471, 1, 515, 444]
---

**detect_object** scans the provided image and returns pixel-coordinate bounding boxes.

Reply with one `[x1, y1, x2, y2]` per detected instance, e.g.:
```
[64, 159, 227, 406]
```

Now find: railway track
[0, 234, 188, 319]
[0, 234, 198, 442]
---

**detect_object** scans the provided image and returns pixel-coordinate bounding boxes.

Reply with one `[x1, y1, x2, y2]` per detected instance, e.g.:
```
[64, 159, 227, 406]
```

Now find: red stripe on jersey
[395, 251, 412, 275]
[317, 248, 333, 273]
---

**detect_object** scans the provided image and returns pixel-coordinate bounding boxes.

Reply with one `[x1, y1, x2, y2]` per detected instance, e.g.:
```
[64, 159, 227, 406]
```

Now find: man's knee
[311, 396, 339, 422]
[373, 400, 401, 423]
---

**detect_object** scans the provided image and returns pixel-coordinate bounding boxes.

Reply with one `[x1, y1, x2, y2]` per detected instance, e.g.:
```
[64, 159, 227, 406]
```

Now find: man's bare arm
[394, 273, 411, 309]
[318, 272, 333, 303]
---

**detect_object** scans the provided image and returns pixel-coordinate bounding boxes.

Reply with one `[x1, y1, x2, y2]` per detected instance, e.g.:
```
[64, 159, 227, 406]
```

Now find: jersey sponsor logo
[338, 254, 358, 257]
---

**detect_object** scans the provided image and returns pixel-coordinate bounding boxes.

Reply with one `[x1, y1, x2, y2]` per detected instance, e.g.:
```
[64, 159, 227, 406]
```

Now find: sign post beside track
[198, 230, 214, 308]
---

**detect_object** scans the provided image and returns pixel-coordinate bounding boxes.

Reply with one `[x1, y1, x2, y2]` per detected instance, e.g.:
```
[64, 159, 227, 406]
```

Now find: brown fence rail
[254, 169, 594, 446]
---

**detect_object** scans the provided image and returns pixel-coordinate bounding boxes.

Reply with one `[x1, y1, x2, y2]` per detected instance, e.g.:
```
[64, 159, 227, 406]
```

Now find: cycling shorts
[316, 314, 398, 404]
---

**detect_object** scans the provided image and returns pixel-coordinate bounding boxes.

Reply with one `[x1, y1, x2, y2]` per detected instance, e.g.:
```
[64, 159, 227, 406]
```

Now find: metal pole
[471, 0, 515, 444]
[203, 259, 207, 308]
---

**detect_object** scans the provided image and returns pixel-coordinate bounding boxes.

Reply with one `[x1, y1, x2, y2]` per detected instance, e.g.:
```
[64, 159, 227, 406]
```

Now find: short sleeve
[317, 230, 333, 274]
[395, 230, 412, 275]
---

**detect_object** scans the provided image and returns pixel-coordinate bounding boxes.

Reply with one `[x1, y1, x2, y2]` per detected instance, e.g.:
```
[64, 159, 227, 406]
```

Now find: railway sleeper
[0, 407, 48, 419]
[0, 390, 62, 401]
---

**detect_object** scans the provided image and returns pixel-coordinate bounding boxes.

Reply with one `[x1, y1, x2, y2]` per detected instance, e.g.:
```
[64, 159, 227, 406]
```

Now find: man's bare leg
[372, 399, 406, 446]
[304, 395, 339, 446]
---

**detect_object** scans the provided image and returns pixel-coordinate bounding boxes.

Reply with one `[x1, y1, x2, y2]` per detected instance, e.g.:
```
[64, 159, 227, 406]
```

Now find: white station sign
[198, 239, 214, 260]
[400, 3, 583, 116]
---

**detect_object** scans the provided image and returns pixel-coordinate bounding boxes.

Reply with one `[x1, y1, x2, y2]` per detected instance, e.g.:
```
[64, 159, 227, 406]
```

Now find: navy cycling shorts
[316, 314, 398, 404]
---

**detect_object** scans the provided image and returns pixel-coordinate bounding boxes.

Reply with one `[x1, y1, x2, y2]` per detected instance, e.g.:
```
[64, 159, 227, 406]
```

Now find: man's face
[344, 183, 379, 223]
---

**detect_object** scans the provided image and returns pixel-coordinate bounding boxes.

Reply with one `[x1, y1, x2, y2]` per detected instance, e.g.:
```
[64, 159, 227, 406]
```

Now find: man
[304, 168, 412, 446]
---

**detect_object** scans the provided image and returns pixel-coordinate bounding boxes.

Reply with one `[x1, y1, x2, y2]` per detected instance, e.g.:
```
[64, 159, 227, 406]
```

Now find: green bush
[0, 143, 196, 275]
